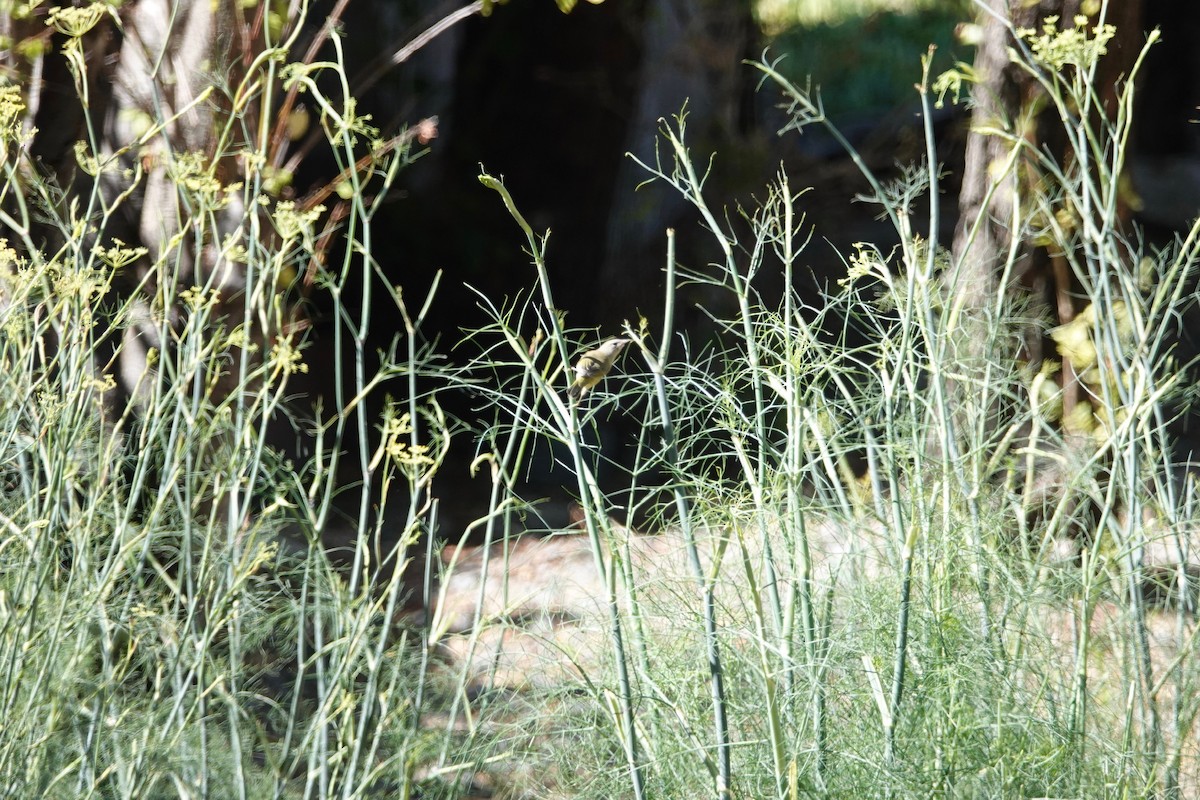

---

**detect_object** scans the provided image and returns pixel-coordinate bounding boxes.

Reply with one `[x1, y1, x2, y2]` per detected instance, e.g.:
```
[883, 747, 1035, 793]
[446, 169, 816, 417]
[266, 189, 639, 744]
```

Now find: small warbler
[567, 338, 629, 400]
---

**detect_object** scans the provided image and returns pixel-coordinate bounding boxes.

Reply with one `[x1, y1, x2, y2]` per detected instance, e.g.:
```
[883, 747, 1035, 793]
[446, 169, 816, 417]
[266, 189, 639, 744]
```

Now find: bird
[567, 338, 629, 400]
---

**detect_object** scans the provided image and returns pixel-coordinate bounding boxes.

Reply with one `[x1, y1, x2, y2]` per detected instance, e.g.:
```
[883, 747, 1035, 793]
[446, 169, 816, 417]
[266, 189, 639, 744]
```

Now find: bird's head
[602, 338, 630, 356]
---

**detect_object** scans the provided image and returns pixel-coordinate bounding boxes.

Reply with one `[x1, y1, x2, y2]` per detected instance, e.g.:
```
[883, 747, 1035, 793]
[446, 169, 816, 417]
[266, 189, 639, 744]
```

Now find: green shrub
[0, 7, 462, 798]
[448, 16, 1200, 800]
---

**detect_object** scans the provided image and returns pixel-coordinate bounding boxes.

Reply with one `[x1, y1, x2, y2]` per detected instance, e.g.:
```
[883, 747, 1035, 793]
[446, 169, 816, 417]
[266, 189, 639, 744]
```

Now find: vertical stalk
[478, 171, 646, 800]
[634, 229, 731, 800]
[775, 169, 826, 787]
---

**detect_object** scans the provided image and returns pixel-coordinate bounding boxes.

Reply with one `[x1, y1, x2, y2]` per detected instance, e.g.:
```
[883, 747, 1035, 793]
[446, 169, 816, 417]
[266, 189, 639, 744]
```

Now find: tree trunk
[952, 0, 1143, 404]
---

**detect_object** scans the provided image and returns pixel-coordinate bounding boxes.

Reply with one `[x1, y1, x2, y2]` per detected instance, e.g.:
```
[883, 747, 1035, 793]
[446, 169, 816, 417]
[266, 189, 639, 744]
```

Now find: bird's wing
[574, 355, 606, 379]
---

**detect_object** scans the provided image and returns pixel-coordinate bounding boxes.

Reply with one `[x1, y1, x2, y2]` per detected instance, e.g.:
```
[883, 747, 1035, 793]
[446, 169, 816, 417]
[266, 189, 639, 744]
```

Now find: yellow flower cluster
[1016, 15, 1116, 72]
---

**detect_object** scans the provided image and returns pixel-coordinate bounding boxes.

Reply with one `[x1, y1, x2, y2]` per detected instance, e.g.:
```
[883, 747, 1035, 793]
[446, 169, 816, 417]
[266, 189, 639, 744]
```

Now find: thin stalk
[885, 523, 918, 770]
[775, 168, 825, 787]
[630, 228, 731, 800]
[433, 319, 540, 769]
[478, 171, 646, 800]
